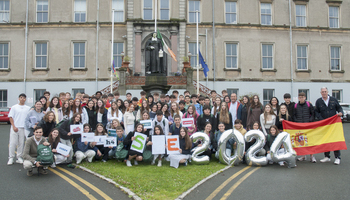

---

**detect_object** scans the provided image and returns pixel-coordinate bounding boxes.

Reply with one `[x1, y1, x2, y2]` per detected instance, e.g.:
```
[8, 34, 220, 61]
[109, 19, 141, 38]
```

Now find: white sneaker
[87, 156, 93, 163]
[157, 160, 162, 167]
[334, 158, 340, 165]
[134, 160, 138, 166]
[7, 158, 14, 165]
[297, 156, 306, 161]
[76, 157, 83, 164]
[16, 158, 24, 164]
[51, 163, 56, 168]
[320, 157, 331, 163]
[126, 160, 132, 167]
[310, 156, 317, 163]
[279, 162, 285, 166]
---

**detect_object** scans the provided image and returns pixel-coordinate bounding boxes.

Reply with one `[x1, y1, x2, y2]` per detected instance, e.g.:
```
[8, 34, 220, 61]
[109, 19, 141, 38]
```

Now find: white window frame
[295, 4, 306, 27]
[113, 42, 124, 68]
[296, 45, 308, 70]
[263, 89, 274, 106]
[225, 1, 237, 24]
[188, 0, 200, 23]
[330, 46, 341, 71]
[143, 0, 153, 20]
[225, 43, 238, 69]
[74, 0, 86, 23]
[188, 42, 201, 69]
[227, 88, 239, 97]
[72, 42, 86, 69]
[260, 3, 272, 25]
[35, 42, 48, 69]
[332, 89, 342, 103]
[72, 89, 85, 97]
[159, 0, 170, 20]
[0, 42, 9, 69]
[112, 0, 124, 22]
[261, 43, 274, 70]
[298, 89, 309, 101]
[329, 6, 339, 28]
[0, 89, 7, 107]
[0, 0, 10, 23]
[36, 0, 49, 23]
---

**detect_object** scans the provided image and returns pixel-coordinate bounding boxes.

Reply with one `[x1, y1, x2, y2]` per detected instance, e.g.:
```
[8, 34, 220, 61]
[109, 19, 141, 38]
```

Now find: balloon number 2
[244, 130, 268, 166]
[190, 132, 211, 165]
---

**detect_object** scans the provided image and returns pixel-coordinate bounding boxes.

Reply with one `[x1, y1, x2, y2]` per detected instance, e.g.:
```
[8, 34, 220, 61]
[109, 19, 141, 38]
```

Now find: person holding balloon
[265, 125, 284, 166]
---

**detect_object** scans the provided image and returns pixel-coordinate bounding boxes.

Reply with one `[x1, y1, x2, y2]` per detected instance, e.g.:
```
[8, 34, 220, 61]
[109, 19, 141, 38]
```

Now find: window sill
[224, 68, 241, 72]
[326, 0, 342, 4]
[260, 68, 277, 72]
[0, 68, 11, 72]
[329, 70, 344, 73]
[32, 68, 49, 72]
[108, 67, 122, 71]
[295, 69, 311, 73]
[70, 68, 88, 71]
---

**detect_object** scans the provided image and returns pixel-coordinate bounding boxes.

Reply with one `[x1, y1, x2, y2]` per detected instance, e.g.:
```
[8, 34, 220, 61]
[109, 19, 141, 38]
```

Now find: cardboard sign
[70, 125, 83, 134]
[95, 135, 107, 145]
[104, 137, 117, 147]
[56, 142, 71, 157]
[130, 132, 147, 153]
[152, 135, 166, 155]
[108, 129, 117, 137]
[166, 135, 180, 155]
[181, 118, 194, 127]
[140, 120, 153, 129]
[81, 132, 95, 142]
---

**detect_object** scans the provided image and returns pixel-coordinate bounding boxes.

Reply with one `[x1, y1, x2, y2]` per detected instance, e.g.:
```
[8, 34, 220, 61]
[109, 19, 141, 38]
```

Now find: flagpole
[155, 0, 157, 32]
[196, 10, 199, 95]
[110, 9, 115, 94]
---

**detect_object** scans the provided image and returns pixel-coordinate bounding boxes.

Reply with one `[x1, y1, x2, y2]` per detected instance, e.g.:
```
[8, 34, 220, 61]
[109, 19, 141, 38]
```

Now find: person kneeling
[124, 123, 145, 167]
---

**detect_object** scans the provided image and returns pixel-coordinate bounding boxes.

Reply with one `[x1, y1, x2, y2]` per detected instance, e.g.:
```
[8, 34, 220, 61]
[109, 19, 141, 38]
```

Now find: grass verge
[80, 157, 226, 200]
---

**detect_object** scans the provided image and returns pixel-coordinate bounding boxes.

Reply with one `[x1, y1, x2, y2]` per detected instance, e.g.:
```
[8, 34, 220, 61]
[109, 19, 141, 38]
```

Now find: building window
[34, 89, 46, 102]
[113, 42, 124, 68]
[330, 46, 340, 71]
[297, 45, 307, 70]
[188, 1, 200, 23]
[72, 89, 85, 98]
[225, 2, 237, 24]
[160, 0, 169, 20]
[329, 6, 339, 28]
[0, 43, 9, 69]
[263, 89, 274, 106]
[298, 89, 309, 101]
[188, 42, 200, 68]
[73, 42, 85, 68]
[35, 43, 47, 69]
[227, 88, 239, 97]
[0, 0, 10, 23]
[0, 90, 7, 107]
[295, 4, 306, 27]
[143, 0, 153, 20]
[261, 3, 272, 25]
[262, 44, 273, 69]
[74, 0, 86, 22]
[226, 43, 238, 69]
[332, 89, 342, 102]
[37, 0, 48, 23]
[112, 0, 124, 22]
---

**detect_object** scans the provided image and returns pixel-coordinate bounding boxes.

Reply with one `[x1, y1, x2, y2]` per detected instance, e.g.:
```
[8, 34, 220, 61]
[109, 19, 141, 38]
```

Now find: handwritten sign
[104, 137, 117, 147]
[81, 132, 95, 142]
[56, 142, 71, 157]
[70, 125, 83, 134]
[152, 135, 166, 155]
[181, 118, 194, 127]
[140, 120, 153, 129]
[95, 135, 107, 145]
[130, 132, 147, 153]
[166, 135, 180, 155]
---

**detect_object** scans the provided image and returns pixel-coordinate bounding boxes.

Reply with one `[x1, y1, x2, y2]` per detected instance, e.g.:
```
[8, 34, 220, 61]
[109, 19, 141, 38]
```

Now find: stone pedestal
[141, 75, 171, 95]
[116, 67, 127, 95]
[185, 68, 196, 94]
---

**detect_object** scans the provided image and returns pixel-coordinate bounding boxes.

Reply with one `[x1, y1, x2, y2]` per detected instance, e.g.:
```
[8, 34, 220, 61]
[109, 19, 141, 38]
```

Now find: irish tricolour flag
[283, 115, 347, 155]
[157, 29, 177, 62]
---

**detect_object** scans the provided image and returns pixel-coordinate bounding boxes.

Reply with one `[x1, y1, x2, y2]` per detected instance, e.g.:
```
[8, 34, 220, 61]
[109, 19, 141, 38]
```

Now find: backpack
[294, 101, 310, 109]
[36, 144, 54, 166]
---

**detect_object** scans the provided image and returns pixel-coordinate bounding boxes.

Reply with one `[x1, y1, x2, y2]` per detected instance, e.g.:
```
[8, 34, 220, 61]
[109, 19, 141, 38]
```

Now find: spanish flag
[283, 115, 347, 155]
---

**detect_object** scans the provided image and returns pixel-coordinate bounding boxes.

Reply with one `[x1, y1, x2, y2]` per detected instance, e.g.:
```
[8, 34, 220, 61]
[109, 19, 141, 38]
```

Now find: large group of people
[6, 87, 343, 176]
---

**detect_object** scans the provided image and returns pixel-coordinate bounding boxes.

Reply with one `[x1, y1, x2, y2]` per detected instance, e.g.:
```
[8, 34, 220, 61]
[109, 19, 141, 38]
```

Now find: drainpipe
[289, 0, 294, 98]
[24, 0, 28, 94]
[96, 0, 100, 91]
[212, 0, 216, 88]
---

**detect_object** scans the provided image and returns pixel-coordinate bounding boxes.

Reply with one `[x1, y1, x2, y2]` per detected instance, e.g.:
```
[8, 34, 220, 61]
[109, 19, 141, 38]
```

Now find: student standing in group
[169, 127, 193, 168]
[149, 104, 158, 120]
[170, 102, 183, 119]
[148, 95, 155, 108]
[81, 94, 90, 107]
[90, 123, 110, 162]
[43, 91, 51, 108]
[72, 98, 89, 124]
[211, 97, 222, 117]
[47, 128, 68, 167]
[124, 104, 136, 135]
[132, 97, 140, 111]
[152, 110, 169, 135]
[221, 90, 228, 99]
[126, 92, 132, 103]
[161, 103, 172, 124]
[156, 102, 163, 110]
[136, 100, 149, 121]
[184, 95, 191, 110]
[107, 101, 123, 128]
[169, 114, 182, 135]
[275, 104, 292, 131]
[75, 124, 96, 164]
[116, 99, 126, 114]
[8, 93, 31, 165]
[241, 95, 250, 129]
[153, 92, 160, 103]
[61, 100, 73, 121]
[270, 97, 280, 115]
[124, 123, 145, 167]
[247, 95, 264, 130]
[101, 94, 111, 109]
[85, 100, 97, 131]
[123, 100, 130, 113]
[281, 93, 295, 119]
[216, 102, 233, 131]
[25, 101, 45, 138]
[260, 104, 276, 136]
[38, 96, 48, 112]
[182, 105, 199, 135]
[146, 125, 165, 167]
[228, 93, 242, 122]
[179, 100, 187, 114]
[197, 105, 216, 132]
[192, 94, 203, 116]
[96, 99, 108, 129]
[37, 111, 57, 137]
[46, 96, 63, 123]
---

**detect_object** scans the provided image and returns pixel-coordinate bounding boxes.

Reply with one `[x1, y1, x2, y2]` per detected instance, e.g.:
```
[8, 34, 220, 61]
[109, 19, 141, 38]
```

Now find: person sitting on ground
[108, 126, 126, 159]
[90, 123, 110, 162]
[265, 125, 284, 166]
[75, 124, 96, 164]
[168, 127, 194, 168]
[214, 122, 235, 159]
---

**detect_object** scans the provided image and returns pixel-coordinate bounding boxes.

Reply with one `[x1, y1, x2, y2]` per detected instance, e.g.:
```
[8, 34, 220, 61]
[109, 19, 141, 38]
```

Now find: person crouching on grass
[265, 125, 284, 166]
[75, 124, 96, 164]
[124, 123, 145, 167]
[169, 127, 194, 168]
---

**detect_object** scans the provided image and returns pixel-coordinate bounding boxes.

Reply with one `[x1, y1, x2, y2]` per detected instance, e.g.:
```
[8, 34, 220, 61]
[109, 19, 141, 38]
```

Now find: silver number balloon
[190, 132, 210, 165]
[270, 132, 297, 168]
[244, 130, 268, 166]
[218, 129, 245, 166]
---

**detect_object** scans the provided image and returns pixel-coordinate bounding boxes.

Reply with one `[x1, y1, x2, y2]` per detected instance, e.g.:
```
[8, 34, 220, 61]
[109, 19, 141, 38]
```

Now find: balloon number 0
[218, 129, 245, 166]
[190, 132, 211, 165]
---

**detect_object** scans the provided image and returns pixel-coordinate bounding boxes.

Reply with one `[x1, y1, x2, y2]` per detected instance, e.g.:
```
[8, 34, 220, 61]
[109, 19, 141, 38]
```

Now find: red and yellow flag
[283, 115, 347, 155]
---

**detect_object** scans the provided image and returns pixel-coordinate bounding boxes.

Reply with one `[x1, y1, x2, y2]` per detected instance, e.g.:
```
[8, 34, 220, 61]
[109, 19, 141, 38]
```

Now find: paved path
[184, 123, 350, 200]
[0, 124, 130, 200]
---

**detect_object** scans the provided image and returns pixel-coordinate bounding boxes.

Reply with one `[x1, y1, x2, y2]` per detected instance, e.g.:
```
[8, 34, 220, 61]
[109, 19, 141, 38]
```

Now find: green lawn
[80, 157, 227, 200]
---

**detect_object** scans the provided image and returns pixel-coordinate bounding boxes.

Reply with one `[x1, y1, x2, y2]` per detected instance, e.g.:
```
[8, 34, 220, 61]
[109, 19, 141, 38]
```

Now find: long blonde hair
[263, 104, 276, 124]
[219, 102, 230, 124]
[278, 104, 289, 121]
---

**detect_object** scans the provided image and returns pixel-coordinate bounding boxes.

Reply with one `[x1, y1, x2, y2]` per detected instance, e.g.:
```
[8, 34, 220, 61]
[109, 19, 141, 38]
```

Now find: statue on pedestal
[145, 32, 167, 75]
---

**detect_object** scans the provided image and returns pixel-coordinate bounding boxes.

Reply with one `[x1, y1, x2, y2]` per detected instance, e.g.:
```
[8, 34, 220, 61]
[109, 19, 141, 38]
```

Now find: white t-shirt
[229, 101, 238, 122]
[8, 104, 30, 128]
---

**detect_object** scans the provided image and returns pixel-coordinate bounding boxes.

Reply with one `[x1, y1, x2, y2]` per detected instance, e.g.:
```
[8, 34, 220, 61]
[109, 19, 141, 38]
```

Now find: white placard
[104, 137, 117, 147]
[140, 120, 153, 129]
[56, 142, 71, 157]
[30, 116, 37, 124]
[95, 135, 107, 145]
[130, 132, 147, 153]
[166, 135, 180, 155]
[70, 125, 83, 134]
[81, 132, 95, 142]
[152, 135, 166, 155]
[181, 118, 194, 128]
